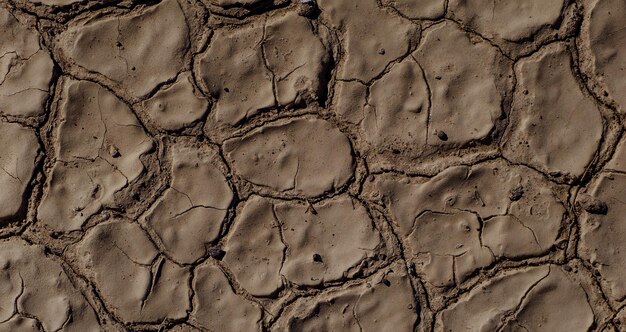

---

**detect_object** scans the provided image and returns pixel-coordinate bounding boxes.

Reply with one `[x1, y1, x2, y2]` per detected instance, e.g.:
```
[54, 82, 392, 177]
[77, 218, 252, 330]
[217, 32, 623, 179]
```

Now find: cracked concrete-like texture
[1, 0, 625, 331]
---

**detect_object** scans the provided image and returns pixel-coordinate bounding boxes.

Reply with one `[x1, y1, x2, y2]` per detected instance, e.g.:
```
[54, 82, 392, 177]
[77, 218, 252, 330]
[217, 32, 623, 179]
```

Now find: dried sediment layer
[38, 78, 154, 232]
[413, 21, 513, 146]
[196, 11, 329, 125]
[69, 219, 191, 324]
[371, 159, 567, 287]
[0, 0, 623, 330]
[437, 265, 594, 331]
[273, 262, 418, 331]
[224, 194, 382, 296]
[223, 117, 354, 198]
[448, 0, 566, 42]
[0, 239, 100, 331]
[582, 0, 626, 113]
[0, 121, 39, 222]
[0, 6, 54, 118]
[503, 42, 603, 178]
[56, 0, 190, 98]
[141, 140, 233, 265]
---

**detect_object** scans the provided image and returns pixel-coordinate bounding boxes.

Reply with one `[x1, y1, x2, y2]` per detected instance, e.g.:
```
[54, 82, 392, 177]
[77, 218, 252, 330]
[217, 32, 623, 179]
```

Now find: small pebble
[585, 200, 608, 215]
[208, 246, 226, 260]
[297, 0, 319, 18]
[509, 185, 524, 201]
[101, 211, 111, 220]
[378, 48, 386, 55]
[313, 253, 323, 262]
[109, 145, 120, 158]
[408, 262, 417, 277]
[579, 194, 608, 215]
[563, 265, 572, 272]
[436, 130, 448, 141]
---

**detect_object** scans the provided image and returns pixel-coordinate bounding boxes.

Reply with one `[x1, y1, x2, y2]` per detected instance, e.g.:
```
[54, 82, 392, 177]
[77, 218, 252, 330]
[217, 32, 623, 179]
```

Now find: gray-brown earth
[0, 0, 625, 331]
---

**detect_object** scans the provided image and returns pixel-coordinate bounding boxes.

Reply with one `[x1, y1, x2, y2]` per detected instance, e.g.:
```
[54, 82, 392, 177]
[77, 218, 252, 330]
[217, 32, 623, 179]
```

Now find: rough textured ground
[0, 0, 626, 331]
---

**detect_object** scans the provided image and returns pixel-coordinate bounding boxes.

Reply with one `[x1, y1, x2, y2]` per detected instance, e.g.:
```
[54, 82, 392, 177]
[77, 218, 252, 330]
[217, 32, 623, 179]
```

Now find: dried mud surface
[1, 0, 626, 331]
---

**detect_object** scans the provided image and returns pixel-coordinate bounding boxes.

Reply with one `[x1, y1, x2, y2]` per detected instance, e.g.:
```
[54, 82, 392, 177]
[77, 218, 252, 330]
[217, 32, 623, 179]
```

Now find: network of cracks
[1, 0, 626, 331]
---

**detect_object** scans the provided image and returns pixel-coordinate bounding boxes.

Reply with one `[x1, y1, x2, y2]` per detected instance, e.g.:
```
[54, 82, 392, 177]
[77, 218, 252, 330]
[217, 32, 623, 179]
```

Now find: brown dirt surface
[1, 0, 625, 331]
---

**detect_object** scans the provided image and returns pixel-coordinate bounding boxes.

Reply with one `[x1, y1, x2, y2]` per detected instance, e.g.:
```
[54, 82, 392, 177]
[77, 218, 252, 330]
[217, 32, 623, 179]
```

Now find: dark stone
[509, 185, 524, 201]
[208, 246, 226, 260]
[436, 130, 448, 141]
[579, 194, 609, 215]
[297, 1, 320, 19]
[408, 262, 417, 277]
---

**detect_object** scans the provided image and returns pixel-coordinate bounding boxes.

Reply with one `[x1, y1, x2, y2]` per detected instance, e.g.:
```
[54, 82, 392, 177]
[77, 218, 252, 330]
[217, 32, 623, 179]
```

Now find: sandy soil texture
[1, 0, 626, 331]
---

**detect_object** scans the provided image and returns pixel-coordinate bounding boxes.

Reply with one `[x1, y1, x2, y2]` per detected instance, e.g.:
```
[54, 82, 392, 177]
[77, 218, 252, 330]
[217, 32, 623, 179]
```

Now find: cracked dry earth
[3, 0, 626, 331]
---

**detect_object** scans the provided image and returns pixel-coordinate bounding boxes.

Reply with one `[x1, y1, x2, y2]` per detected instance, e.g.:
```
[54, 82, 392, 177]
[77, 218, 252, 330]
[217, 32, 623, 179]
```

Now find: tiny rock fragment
[580, 194, 608, 215]
[208, 246, 226, 260]
[313, 253, 323, 262]
[297, 0, 319, 17]
[109, 145, 120, 158]
[509, 185, 524, 201]
[436, 130, 448, 141]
